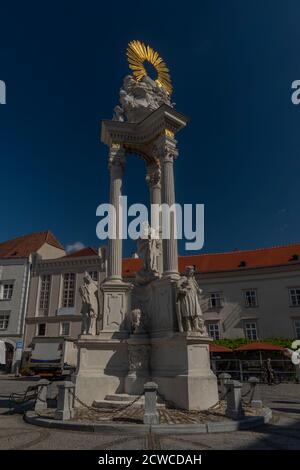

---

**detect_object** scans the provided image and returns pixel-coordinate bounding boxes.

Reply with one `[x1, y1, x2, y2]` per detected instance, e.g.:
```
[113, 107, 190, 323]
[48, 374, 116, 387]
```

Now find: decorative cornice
[33, 256, 104, 275]
[101, 104, 188, 165]
[26, 315, 81, 324]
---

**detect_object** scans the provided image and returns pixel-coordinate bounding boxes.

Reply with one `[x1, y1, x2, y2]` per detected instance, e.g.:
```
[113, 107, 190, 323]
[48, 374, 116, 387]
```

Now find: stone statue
[176, 266, 207, 335]
[113, 74, 173, 123]
[131, 308, 147, 334]
[136, 224, 160, 284]
[79, 272, 99, 335]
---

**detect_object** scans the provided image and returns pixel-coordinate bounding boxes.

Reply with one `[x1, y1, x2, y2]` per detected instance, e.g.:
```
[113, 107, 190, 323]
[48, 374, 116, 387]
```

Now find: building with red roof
[22, 239, 300, 360]
[0, 231, 65, 372]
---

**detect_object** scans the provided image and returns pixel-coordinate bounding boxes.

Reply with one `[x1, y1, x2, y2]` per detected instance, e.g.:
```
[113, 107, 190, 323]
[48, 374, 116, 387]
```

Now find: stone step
[105, 394, 140, 402]
[93, 393, 165, 410]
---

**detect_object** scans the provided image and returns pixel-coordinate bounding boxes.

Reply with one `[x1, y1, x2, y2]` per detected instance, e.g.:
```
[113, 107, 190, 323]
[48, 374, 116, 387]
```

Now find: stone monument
[79, 272, 99, 335]
[74, 40, 218, 410]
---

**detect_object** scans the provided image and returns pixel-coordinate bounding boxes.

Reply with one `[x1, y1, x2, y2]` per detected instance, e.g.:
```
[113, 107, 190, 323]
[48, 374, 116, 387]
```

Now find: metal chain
[69, 388, 144, 418]
[9, 384, 39, 408]
[219, 387, 230, 400]
[242, 387, 252, 398]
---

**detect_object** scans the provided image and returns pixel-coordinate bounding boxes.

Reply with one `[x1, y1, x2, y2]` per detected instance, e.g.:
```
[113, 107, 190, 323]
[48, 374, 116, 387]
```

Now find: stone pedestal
[151, 333, 218, 410]
[101, 281, 132, 332]
[125, 334, 150, 395]
[143, 382, 159, 424]
[74, 333, 129, 406]
[35, 379, 49, 412]
[225, 380, 245, 420]
[55, 381, 75, 421]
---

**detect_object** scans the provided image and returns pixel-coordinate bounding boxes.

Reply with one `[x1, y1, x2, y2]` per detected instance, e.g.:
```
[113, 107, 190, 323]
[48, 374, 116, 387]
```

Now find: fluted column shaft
[107, 145, 125, 281]
[159, 137, 179, 278]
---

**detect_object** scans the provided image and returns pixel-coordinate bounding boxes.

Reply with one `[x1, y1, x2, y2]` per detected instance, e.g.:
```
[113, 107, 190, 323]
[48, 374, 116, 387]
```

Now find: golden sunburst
[126, 40, 173, 95]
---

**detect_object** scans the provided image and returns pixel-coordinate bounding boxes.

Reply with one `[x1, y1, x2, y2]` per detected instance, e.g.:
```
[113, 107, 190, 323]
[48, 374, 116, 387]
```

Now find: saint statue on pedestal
[176, 266, 207, 335]
[79, 272, 99, 335]
[136, 224, 160, 284]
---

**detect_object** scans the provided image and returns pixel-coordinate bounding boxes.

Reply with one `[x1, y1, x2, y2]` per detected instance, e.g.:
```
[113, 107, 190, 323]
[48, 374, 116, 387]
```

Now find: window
[37, 323, 46, 336]
[209, 292, 223, 309]
[244, 322, 258, 340]
[244, 289, 258, 308]
[60, 322, 70, 336]
[208, 323, 220, 340]
[294, 320, 300, 339]
[0, 283, 14, 300]
[39, 275, 51, 315]
[289, 288, 300, 307]
[62, 273, 75, 308]
[0, 313, 9, 330]
[89, 271, 98, 281]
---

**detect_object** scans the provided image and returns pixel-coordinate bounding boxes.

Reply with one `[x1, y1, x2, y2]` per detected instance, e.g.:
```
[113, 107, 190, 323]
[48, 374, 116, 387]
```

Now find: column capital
[156, 136, 178, 164]
[146, 164, 161, 189]
[108, 144, 126, 173]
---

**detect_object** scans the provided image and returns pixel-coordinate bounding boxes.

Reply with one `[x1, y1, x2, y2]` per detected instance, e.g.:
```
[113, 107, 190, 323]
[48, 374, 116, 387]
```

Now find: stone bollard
[54, 381, 75, 421]
[248, 377, 262, 408]
[219, 372, 231, 398]
[225, 379, 245, 420]
[143, 381, 159, 425]
[35, 379, 50, 412]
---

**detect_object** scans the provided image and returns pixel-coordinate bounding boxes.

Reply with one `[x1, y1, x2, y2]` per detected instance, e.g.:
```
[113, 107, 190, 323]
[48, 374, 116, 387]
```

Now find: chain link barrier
[69, 388, 145, 420]
[9, 384, 39, 409]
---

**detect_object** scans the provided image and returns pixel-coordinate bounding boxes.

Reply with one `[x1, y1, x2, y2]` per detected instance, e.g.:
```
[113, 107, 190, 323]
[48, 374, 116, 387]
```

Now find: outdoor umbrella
[235, 341, 284, 368]
[209, 344, 232, 353]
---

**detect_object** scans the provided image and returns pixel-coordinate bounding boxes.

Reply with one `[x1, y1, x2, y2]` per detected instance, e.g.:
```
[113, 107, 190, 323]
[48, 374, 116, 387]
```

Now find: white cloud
[65, 241, 85, 253]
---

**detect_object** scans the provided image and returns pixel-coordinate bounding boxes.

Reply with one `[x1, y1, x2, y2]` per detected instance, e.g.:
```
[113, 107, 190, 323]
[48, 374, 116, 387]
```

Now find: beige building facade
[0, 231, 65, 371]
[24, 247, 106, 349]
[24, 242, 300, 348]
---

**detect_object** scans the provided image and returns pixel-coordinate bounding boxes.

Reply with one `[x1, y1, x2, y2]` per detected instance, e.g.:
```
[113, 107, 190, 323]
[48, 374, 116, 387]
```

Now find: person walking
[265, 357, 275, 385]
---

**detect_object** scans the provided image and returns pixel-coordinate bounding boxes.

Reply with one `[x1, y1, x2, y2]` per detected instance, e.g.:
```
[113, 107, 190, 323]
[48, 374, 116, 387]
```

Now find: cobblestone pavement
[1, 376, 300, 450]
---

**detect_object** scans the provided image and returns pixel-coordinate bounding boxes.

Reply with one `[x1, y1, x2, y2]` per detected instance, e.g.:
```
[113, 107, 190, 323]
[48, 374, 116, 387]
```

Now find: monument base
[74, 332, 218, 411]
[74, 333, 129, 406]
[151, 332, 218, 410]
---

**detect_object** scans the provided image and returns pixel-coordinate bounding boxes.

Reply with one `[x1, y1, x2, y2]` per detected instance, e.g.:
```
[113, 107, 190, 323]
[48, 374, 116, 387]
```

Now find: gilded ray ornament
[127, 40, 173, 95]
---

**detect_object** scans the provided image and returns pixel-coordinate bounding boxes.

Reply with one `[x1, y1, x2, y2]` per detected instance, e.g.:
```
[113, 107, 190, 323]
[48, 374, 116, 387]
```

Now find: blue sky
[0, 1, 300, 257]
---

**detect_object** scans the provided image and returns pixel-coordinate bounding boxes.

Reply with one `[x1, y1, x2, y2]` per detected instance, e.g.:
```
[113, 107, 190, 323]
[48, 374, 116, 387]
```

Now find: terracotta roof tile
[0, 231, 64, 259]
[64, 247, 98, 258]
[122, 243, 300, 277]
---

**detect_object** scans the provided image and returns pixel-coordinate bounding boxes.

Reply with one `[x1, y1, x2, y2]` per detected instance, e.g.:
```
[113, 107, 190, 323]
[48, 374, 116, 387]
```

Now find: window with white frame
[244, 289, 258, 308]
[0, 283, 14, 300]
[289, 288, 300, 307]
[60, 322, 70, 336]
[89, 271, 98, 281]
[209, 292, 223, 309]
[208, 323, 220, 340]
[294, 320, 300, 339]
[0, 312, 10, 330]
[244, 322, 258, 340]
[37, 323, 46, 336]
[39, 275, 51, 315]
[62, 273, 75, 308]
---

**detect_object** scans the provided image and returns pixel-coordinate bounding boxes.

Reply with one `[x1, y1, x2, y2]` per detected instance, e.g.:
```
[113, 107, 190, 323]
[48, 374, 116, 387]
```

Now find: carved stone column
[157, 134, 179, 279]
[100, 144, 132, 335]
[107, 144, 125, 281]
[146, 162, 162, 275]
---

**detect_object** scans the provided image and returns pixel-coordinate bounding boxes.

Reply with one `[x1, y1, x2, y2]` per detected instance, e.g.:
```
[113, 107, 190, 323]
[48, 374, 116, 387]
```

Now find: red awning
[209, 344, 232, 353]
[235, 341, 284, 352]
